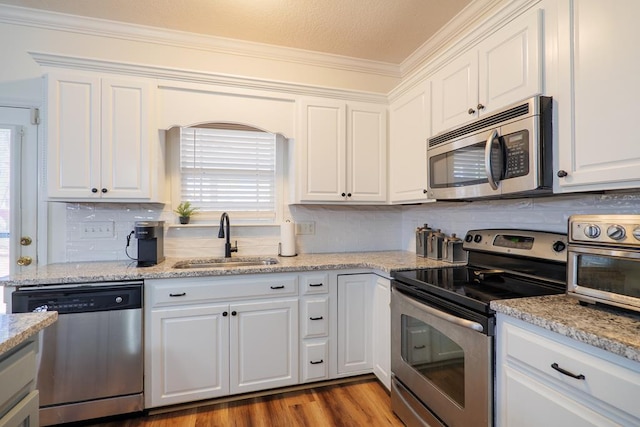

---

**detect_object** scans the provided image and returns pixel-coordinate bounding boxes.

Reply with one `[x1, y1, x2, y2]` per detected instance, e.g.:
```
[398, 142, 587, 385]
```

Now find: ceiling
[0, 0, 474, 64]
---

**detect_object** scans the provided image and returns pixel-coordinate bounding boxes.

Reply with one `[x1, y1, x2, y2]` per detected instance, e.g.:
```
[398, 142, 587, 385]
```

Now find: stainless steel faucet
[218, 212, 238, 258]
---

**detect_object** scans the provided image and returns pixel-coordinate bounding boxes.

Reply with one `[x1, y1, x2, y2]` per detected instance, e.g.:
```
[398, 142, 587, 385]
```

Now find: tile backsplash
[57, 191, 640, 263]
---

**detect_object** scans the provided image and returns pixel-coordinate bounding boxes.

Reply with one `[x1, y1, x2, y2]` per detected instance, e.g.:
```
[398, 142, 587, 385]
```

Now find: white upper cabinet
[389, 82, 432, 204]
[555, 0, 640, 192]
[46, 71, 162, 201]
[295, 97, 387, 203]
[431, 8, 542, 135]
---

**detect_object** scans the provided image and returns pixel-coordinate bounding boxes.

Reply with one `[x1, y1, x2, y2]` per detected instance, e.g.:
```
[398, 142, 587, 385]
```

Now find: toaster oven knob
[552, 241, 566, 253]
[583, 224, 601, 239]
[607, 224, 626, 240]
[633, 227, 640, 241]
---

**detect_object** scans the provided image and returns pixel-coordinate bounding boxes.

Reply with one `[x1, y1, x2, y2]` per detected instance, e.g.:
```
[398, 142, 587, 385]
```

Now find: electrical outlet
[296, 221, 316, 235]
[81, 221, 114, 238]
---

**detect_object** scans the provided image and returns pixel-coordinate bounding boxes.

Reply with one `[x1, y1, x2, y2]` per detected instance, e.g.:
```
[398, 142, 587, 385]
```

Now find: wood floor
[84, 378, 404, 427]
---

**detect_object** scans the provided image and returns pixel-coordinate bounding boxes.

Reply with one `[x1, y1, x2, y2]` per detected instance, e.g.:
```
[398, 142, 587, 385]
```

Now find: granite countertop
[1, 251, 458, 287]
[0, 312, 58, 355]
[491, 295, 640, 363]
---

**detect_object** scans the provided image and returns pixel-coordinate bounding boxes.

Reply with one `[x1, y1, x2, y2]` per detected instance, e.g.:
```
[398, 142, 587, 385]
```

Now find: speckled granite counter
[1, 251, 457, 287]
[491, 295, 640, 363]
[0, 312, 58, 355]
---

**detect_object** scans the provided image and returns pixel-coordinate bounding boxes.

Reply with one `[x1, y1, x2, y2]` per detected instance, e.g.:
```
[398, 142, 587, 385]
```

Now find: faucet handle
[231, 240, 238, 253]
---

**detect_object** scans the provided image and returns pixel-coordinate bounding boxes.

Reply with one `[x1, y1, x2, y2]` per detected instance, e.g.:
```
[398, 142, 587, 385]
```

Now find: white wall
[53, 191, 640, 262]
[401, 192, 640, 252]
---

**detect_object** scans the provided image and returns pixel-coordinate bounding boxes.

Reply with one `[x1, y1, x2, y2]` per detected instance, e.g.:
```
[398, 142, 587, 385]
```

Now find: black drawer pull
[310, 316, 324, 321]
[310, 359, 324, 365]
[551, 363, 585, 380]
[169, 292, 186, 297]
[309, 283, 324, 287]
[270, 285, 285, 289]
[413, 345, 426, 350]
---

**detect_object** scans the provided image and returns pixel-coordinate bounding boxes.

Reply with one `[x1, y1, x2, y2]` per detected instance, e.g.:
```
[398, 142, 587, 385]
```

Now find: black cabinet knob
[222, 311, 228, 317]
[347, 193, 352, 197]
[341, 192, 346, 197]
[101, 188, 108, 193]
[91, 188, 98, 193]
[468, 108, 476, 115]
[231, 311, 237, 316]
[477, 103, 485, 110]
[423, 189, 428, 194]
[557, 170, 568, 178]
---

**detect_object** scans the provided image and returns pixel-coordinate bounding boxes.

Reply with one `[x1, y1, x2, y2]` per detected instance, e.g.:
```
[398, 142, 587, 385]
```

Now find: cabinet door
[230, 298, 299, 394]
[498, 366, 613, 427]
[46, 72, 101, 199]
[147, 304, 229, 407]
[389, 82, 432, 204]
[347, 102, 387, 202]
[337, 274, 373, 375]
[431, 50, 479, 135]
[100, 78, 151, 199]
[372, 277, 391, 390]
[556, 0, 640, 192]
[478, 9, 542, 115]
[297, 98, 346, 202]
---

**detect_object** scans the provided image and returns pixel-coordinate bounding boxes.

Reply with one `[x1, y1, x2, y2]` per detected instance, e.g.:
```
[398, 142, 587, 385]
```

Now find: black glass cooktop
[392, 265, 565, 314]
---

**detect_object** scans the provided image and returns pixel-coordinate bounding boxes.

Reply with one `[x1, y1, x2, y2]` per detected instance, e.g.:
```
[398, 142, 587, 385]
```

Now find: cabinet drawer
[300, 273, 329, 295]
[0, 340, 37, 420]
[147, 274, 298, 307]
[503, 321, 640, 419]
[301, 339, 329, 382]
[301, 297, 329, 338]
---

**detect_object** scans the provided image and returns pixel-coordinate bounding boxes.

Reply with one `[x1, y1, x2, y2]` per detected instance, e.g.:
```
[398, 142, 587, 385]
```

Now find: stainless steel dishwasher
[11, 281, 143, 426]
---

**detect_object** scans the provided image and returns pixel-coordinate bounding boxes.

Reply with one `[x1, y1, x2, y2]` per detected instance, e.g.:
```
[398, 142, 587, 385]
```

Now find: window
[174, 125, 283, 224]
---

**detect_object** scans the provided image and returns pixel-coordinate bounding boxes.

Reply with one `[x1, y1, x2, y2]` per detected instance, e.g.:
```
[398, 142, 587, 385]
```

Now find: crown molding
[391, 0, 541, 101]
[29, 52, 389, 104]
[0, 4, 400, 79]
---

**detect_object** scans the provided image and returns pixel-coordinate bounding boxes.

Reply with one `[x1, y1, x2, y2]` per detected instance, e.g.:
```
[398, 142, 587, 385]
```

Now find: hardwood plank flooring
[83, 378, 403, 427]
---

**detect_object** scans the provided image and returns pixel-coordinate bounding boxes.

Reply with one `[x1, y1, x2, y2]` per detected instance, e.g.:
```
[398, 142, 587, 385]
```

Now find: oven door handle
[484, 129, 500, 190]
[405, 293, 484, 333]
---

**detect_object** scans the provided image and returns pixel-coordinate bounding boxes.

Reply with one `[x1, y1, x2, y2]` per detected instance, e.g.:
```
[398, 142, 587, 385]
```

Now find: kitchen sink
[172, 257, 279, 269]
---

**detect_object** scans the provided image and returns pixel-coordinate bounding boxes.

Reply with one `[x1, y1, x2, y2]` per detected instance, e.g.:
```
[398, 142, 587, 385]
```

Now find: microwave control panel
[569, 214, 640, 247]
[503, 130, 530, 179]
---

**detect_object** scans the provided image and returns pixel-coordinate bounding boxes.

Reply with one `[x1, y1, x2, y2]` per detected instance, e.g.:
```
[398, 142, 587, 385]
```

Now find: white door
[0, 106, 38, 312]
[337, 274, 374, 375]
[230, 298, 299, 394]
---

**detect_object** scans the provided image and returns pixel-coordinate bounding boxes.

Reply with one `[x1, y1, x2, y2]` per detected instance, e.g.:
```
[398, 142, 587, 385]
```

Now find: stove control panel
[570, 215, 640, 247]
[463, 229, 567, 262]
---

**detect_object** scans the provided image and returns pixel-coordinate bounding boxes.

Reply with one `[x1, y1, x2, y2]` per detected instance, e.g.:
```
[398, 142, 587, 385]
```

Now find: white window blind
[180, 127, 277, 223]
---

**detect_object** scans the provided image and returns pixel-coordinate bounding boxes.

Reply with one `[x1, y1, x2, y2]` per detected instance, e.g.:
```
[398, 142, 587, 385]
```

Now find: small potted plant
[174, 201, 198, 224]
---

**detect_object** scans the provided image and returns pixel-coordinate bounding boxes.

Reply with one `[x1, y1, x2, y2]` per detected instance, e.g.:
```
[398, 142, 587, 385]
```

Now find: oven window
[577, 254, 640, 297]
[401, 314, 465, 406]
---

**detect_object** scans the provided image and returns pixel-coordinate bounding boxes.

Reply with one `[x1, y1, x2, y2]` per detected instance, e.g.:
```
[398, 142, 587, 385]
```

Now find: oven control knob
[473, 234, 482, 243]
[633, 227, 640, 241]
[607, 224, 626, 240]
[583, 224, 601, 239]
[552, 241, 566, 253]
[465, 234, 473, 243]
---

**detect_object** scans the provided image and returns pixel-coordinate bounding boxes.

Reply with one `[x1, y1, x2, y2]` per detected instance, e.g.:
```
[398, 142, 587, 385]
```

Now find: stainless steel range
[391, 229, 567, 427]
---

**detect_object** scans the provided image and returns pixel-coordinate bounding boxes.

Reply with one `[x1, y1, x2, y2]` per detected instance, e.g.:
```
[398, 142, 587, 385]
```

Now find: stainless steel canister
[415, 224, 432, 257]
[427, 229, 445, 260]
[443, 233, 467, 263]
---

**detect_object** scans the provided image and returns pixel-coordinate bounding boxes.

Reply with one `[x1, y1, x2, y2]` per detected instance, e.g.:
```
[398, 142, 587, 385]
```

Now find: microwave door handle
[484, 129, 499, 190]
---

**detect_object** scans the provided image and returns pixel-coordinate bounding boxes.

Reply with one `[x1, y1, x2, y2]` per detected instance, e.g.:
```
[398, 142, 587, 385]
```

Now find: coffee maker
[134, 221, 165, 267]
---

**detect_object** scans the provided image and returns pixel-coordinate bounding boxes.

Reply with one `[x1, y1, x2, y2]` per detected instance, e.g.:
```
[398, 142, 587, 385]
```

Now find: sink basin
[172, 257, 279, 269]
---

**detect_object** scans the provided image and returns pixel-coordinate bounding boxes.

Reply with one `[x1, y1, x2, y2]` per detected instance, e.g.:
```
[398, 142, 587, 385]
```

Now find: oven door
[391, 286, 493, 427]
[568, 245, 640, 312]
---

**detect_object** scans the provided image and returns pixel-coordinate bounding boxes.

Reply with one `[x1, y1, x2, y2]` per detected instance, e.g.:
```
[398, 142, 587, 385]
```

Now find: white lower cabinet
[0, 339, 39, 427]
[372, 277, 391, 390]
[496, 314, 640, 427]
[145, 275, 299, 408]
[299, 272, 334, 383]
[337, 274, 374, 376]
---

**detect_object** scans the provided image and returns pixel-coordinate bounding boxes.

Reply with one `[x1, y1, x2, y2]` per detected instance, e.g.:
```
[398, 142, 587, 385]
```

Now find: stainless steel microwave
[568, 214, 640, 313]
[426, 96, 552, 200]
